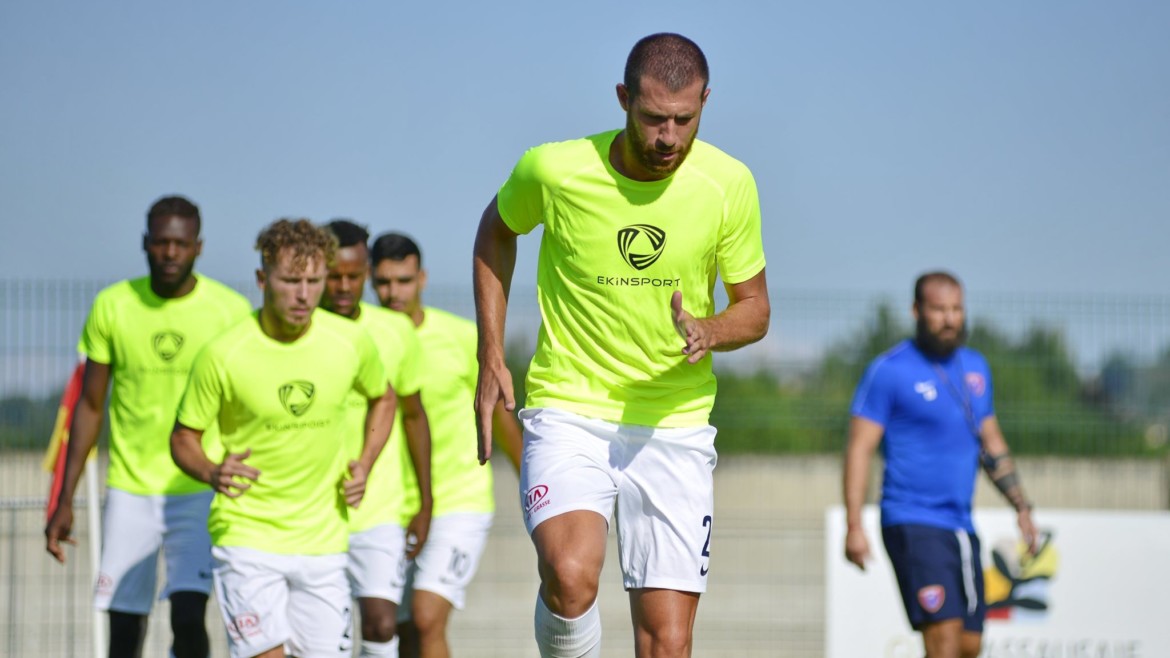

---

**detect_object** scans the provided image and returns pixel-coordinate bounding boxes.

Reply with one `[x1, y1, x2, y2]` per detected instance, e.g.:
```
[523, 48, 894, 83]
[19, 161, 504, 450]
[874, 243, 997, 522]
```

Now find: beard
[148, 259, 195, 295]
[916, 317, 967, 357]
[625, 114, 697, 178]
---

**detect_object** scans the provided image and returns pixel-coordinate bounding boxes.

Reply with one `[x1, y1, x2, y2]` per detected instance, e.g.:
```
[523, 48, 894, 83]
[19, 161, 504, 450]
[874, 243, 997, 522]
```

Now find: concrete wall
[2, 452, 1165, 657]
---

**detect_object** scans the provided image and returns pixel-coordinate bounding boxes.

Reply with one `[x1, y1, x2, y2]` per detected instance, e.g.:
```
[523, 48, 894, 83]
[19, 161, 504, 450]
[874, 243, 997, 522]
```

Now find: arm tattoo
[980, 450, 1032, 512]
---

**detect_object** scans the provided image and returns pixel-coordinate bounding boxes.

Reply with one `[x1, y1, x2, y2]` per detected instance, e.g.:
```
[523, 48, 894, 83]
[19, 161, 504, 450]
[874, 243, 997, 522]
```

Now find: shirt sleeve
[851, 359, 894, 427]
[176, 344, 225, 432]
[393, 322, 422, 397]
[973, 354, 995, 423]
[716, 167, 766, 285]
[79, 292, 113, 364]
[353, 330, 389, 400]
[496, 145, 548, 235]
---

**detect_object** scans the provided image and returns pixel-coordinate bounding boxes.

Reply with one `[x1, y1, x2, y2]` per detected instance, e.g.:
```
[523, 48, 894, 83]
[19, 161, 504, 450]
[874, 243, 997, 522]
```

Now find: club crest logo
[966, 372, 987, 397]
[617, 224, 667, 271]
[918, 585, 946, 613]
[152, 331, 185, 361]
[278, 380, 316, 417]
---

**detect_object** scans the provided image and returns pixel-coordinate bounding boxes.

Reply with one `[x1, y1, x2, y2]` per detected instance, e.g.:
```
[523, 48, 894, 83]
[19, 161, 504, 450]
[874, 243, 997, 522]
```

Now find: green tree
[711, 303, 1153, 456]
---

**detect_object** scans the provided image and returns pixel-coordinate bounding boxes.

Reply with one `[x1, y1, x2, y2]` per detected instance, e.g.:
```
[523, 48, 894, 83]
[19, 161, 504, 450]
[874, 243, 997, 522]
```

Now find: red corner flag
[43, 360, 86, 521]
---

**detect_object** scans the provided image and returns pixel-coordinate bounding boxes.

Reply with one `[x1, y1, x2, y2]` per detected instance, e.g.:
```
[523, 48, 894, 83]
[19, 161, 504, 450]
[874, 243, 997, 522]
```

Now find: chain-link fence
[2, 279, 1168, 656]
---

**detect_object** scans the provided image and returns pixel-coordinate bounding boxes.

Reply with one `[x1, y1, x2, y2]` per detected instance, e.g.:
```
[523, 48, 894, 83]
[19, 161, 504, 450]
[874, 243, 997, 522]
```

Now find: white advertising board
[825, 506, 1170, 658]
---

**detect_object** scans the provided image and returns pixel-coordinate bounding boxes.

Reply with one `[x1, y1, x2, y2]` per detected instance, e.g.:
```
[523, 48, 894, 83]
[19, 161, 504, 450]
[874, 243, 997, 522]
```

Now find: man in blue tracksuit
[842, 271, 1039, 658]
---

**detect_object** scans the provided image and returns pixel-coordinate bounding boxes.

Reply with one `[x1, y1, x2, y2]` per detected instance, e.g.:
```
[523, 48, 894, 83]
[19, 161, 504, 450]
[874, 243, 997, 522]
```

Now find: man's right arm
[472, 195, 519, 465]
[843, 416, 884, 571]
[171, 423, 216, 484]
[44, 358, 110, 563]
[171, 423, 259, 497]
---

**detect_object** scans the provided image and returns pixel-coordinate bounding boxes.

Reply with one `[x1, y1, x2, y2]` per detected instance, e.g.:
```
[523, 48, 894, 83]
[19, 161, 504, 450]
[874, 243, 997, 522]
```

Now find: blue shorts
[882, 524, 986, 632]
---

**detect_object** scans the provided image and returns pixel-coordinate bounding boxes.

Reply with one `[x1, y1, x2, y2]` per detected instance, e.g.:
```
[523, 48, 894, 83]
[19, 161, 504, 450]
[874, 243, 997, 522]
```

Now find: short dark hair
[914, 271, 963, 306]
[324, 219, 370, 249]
[624, 33, 709, 99]
[370, 232, 422, 266]
[146, 195, 201, 234]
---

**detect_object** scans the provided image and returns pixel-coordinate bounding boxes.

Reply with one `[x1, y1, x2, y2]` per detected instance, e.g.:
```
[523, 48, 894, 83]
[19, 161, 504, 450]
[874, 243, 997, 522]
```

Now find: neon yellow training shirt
[496, 130, 766, 427]
[345, 302, 421, 533]
[80, 275, 252, 495]
[177, 309, 387, 555]
[398, 307, 492, 522]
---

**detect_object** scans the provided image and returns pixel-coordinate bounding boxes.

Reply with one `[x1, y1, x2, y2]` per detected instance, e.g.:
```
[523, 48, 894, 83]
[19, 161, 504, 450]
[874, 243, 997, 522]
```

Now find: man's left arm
[979, 415, 1039, 552]
[346, 383, 397, 508]
[400, 391, 433, 558]
[672, 268, 770, 364]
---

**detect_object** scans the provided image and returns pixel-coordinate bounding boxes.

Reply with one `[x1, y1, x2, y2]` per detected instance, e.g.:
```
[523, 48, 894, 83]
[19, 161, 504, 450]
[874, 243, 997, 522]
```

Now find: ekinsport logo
[278, 380, 316, 417]
[618, 224, 666, 270]
[152, 331, 185, 361]
[599, 224, 680, 288]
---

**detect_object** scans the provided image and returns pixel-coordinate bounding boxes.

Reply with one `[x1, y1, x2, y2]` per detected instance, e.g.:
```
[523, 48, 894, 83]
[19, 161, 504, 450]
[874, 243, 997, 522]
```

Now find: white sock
[534, 594, 601, 658]
[358, 635, 399, 657]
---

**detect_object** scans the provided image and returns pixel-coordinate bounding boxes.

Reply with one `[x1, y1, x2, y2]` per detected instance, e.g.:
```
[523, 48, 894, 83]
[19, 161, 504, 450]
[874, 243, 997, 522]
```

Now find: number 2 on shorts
[700, 515, 713, 576]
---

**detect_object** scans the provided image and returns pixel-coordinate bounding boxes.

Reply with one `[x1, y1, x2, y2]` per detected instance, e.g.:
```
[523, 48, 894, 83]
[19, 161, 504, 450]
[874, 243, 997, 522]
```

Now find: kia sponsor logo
[229, 612, 262, 640]
[524, 484, 549, 511]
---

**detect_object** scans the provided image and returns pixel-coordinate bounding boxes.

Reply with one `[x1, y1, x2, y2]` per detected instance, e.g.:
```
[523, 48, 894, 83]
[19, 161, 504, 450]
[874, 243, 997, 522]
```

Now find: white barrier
[825, 506, 1170, 657]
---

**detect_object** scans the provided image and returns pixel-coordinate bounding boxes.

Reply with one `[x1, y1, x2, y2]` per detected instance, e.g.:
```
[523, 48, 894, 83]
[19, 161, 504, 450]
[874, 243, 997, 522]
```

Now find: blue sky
[2, 0, 1167, 300]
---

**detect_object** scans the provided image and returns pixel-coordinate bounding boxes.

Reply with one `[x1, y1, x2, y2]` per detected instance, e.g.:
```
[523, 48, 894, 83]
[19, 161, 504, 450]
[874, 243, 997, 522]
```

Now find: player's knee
[411, 604, 446, 637]
[169, 592, 209, 658]
[641, 622, 692, 656]
[539, 556, 600, 609]
[361, 611, 397, 643]
[108, 610, 148, 657]
[960, 632, 982, 658]
[170, 612, 206, 641]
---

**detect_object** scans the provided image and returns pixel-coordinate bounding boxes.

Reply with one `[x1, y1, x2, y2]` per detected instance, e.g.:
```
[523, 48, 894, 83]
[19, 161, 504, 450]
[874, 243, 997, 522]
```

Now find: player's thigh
[409, 590, 453, 634]
[921, 618, 964, 658]
[518, 407, 619, 535]
[405, 513, 492, 612]
[211, 546, 291, 658]
[616, 423, 717, 594]
[347, 523, 407, 603]
[161, 490, 214, 598]
[96, 489, 166, 614]
[286, 553, 353, 658]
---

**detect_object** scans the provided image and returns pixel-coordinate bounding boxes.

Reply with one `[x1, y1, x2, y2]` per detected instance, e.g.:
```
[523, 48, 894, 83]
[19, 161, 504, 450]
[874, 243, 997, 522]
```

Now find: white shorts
[399, 512, 492, 615]
[212, 546, 352, 658]
[94, 488, 214, 613]
[518, 407, 718, 593]
[347, 523, 408, 603]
